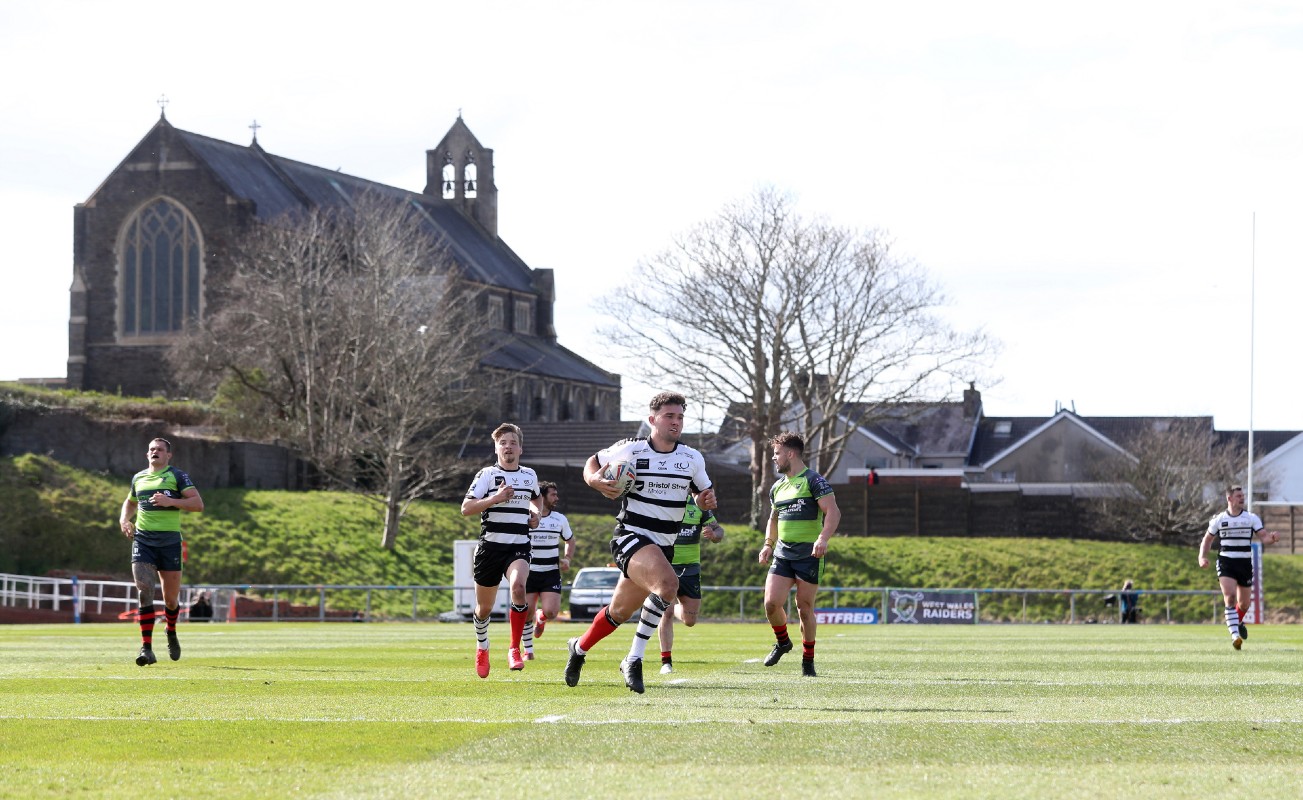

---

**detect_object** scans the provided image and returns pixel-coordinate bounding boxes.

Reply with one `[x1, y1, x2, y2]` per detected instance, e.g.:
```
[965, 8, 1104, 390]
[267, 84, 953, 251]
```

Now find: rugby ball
[600, 460, 636, 497]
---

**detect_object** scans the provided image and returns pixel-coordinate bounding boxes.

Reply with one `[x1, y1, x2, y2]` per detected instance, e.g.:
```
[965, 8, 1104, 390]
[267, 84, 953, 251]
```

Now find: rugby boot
[475, 647, 490, 678]
[564, 638, 586, 687]
[166, 631, 181, 661]
[533, 610, 546, 639]
[508, 647, 525, 671]
[135, 645, 157, 667]
[801, 659, 817, 677]
[620, 657, 645, 694]
[763, 639, 793, 666]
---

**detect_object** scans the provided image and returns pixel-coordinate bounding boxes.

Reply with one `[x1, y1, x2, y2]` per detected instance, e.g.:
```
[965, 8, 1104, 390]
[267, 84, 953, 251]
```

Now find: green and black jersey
[671, 500, 718, 577]
[128, 465, 196, 546]
[771, 468, 834, 560]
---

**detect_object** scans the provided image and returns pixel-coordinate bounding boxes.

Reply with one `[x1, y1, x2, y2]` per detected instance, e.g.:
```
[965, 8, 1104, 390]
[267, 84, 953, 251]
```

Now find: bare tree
[1087, 420, 1251, 544]
[603, 187, 996, 527]
[172, 194, 489, 548]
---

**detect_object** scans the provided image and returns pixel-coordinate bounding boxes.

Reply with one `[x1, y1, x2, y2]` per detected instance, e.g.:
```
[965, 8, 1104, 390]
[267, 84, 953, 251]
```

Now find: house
[66, 112, 620, 422]
[709, 385, 1303, 499]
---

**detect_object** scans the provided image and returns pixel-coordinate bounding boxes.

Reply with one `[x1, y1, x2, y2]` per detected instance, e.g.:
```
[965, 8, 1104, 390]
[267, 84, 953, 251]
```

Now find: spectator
[1119, 580, 1139, 624]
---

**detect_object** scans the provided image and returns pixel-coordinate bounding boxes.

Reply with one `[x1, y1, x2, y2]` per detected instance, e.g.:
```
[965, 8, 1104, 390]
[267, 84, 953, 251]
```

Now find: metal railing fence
[2, 573, 1226, 625]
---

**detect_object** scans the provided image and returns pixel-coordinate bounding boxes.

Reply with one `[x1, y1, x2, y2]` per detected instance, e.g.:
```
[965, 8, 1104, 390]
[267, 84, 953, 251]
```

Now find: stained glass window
[120, 198, 203, 338]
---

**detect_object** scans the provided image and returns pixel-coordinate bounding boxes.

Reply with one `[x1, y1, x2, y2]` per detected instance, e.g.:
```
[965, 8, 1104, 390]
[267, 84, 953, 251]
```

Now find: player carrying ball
[564, 391, 715, 694]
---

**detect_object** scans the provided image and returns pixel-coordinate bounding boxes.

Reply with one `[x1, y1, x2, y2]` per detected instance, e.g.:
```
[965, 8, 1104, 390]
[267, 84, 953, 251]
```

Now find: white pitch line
[4, 714, 1301, 725]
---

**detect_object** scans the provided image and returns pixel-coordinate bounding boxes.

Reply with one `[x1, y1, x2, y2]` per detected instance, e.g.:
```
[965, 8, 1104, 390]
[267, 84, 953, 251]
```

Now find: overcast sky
[3, 1, 1301, 430]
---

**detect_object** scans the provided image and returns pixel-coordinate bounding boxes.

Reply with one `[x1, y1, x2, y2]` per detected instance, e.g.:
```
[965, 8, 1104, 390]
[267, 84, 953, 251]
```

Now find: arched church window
[442, 155, 456, 199]
[464, 160, 478, 199]
[119, 197, 203, 338]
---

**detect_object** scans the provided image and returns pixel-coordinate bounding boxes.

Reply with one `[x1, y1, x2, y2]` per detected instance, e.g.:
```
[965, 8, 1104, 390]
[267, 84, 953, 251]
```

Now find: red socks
[578, 606, 621, 651]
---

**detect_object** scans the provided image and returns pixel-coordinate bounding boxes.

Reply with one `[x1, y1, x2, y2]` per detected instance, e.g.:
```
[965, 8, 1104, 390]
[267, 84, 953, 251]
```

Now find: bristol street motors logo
[891, 591, 925, 623]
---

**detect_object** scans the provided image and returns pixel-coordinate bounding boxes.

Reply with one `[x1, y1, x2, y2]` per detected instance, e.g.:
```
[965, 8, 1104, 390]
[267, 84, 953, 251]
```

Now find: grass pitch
[2, 621, 1301, 799]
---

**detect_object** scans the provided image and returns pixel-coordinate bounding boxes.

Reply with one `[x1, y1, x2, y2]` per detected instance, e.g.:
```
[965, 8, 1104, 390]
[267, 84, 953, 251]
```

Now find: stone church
[66, 113, 621, 423]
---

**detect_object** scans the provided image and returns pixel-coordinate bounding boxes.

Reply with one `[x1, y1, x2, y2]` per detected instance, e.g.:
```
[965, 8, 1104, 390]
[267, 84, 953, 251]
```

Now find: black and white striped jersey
[529, 511, 573, 572]
[1207, 510, 1263, 559]
[596, 437, 712, 547]
[465, 465, 540, 546]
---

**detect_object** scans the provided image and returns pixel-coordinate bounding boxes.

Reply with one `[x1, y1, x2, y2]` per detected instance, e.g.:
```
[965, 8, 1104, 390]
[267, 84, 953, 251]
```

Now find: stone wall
[0, 407, 300, 489]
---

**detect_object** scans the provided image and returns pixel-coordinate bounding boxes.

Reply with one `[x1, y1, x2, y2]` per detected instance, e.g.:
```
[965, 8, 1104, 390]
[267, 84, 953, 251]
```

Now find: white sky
[3, 0, 1302, 430]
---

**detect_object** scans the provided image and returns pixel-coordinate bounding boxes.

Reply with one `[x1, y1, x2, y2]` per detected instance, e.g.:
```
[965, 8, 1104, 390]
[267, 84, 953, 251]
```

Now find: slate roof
[175, 128, 539, 294]
[482, 337, 618, 387]
[848, 401, 976, 457]
[164, 123, 615, 388]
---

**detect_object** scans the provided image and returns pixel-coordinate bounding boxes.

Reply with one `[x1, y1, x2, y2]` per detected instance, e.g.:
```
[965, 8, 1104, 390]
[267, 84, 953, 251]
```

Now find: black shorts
[610, 530, 674, 578]
[473, 541, 530, 588]
[1217, 556, 1254, 588]
[526, 569, 562, 595]
[769, 552, 824, 585]
[672, 565, 702, 600]
[132, 539, 183, 572]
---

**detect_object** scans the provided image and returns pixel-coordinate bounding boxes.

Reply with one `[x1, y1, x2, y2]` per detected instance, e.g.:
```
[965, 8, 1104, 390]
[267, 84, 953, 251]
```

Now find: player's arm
[584, 454, 624, 499]
[813, 493, 841, 558]
[1257, 528, 1281, 546]
[463, 474, 513, 518]
[703, 520, 724, 543]
[119, 496, 138, 538]
[759, 512, 778, 565]
[562, 531, 576, 571]
[1197, 532, 1215, 568]
[462, 490, 511, 516]
[153, 486, 204, 513]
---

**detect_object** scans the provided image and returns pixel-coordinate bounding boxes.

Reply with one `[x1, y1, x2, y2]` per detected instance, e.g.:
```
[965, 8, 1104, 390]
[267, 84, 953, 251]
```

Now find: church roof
[173, 128, 539, 295]
[484, 336, 618, 387]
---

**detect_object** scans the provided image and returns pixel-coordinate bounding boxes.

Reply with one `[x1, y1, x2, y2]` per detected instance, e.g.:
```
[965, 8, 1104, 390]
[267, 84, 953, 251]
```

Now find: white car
[568, 567, 621, 621]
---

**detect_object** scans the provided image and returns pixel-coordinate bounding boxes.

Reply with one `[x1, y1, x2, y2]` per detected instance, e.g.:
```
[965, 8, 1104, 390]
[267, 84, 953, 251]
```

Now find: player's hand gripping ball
[600, 461, 636, 498]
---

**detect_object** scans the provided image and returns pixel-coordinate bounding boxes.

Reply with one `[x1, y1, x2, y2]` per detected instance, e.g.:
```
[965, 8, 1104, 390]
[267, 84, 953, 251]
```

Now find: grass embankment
[5, 453, 1303, 621]
[0, 382, 213, 425]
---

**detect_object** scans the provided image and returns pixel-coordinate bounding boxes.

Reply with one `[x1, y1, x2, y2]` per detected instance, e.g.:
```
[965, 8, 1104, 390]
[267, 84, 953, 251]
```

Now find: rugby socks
[1219, 607, 1240, 638]
[164, 604, 179, 633]
[661, 650, 673, 665]
[521, 619, 535, 655]
[802, 639, 816, 662]
[628, 594, 670, 661]
[577, 606, 621, 652]
[138, 606, 156, 649]
[473, 615, 490, 650]
[772, 624, 791, 648]
[509, 603, 527, 649]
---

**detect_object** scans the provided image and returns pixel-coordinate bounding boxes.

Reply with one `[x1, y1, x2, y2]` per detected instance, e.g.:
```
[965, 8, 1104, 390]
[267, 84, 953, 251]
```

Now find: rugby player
[118, 438, 204, 666]
[758, 431, 840, 677]
[565, 392, 716, 694]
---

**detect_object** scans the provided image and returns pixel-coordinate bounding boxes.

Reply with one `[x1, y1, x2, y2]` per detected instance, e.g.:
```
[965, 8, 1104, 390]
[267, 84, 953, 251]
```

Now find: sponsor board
[888, 590, 977, 624]
[814, 607, 878, 625]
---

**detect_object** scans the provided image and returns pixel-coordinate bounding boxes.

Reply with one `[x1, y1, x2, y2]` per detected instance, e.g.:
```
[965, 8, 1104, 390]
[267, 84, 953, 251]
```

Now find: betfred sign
[888, 590, 977, 624]
[814, 607, 878, 625]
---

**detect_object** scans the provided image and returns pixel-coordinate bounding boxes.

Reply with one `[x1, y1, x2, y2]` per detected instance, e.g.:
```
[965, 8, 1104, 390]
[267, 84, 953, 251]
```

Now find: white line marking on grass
[7, 714, 1302, 725]
[536, 715, 566, 723]
[742, 658, 761, 663]
[667, 678, 689, 685]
